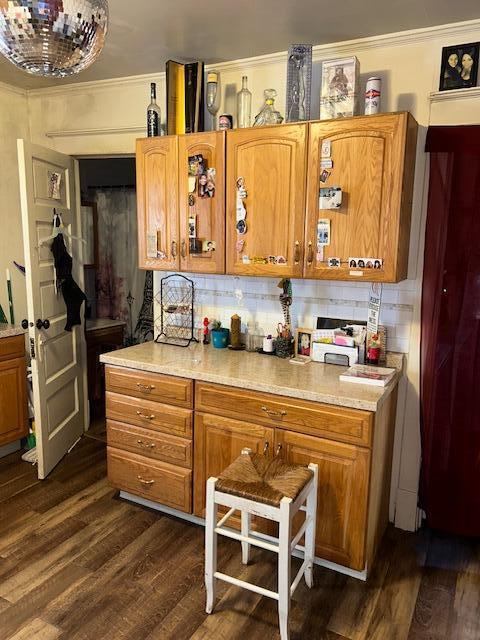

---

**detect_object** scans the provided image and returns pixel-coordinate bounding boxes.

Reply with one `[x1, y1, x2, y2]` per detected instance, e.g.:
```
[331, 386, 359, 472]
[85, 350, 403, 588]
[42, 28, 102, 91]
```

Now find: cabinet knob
[294, 240, 301, 265]
[307, 241, 314, 265]
[171, 240, 177, 259]
[181, 240, 187, 259]
[36, 318, 50, 330]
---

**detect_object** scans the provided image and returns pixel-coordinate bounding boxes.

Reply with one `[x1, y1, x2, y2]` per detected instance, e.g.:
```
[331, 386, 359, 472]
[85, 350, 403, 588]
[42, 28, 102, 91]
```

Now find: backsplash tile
[154, 273, 416, 354]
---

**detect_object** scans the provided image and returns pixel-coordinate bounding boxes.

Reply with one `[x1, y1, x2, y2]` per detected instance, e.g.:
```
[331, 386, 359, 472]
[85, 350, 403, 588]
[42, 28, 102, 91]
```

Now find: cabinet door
[178, 131, 225, 274]
[136, 136, 179, 270]
[193, 412, 274, 517]
[276, 429, 370, 571]
[304, 113, 417, 283]
[0, 357, 28, 447]
[226, 124, 307, 277]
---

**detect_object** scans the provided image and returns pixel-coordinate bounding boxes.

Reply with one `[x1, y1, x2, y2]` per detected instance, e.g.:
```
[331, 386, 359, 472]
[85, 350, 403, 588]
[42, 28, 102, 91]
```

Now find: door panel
[18, 139, 87, 479]
[276, 428, 370, 570]
[304, 113, 411, 282]
[0, 357, 28, 447]
[178, 131, 225, 274]
[226, 125, 307, 277]
[136, 136, 179, 270]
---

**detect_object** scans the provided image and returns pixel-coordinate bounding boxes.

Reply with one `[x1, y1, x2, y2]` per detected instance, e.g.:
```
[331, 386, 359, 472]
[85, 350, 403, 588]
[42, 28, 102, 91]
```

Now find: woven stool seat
[216, 451, 314, 507]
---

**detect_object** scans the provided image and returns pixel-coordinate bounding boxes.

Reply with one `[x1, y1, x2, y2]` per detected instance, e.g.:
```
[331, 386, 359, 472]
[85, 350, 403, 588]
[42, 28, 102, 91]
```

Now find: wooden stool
[205, 447, 318, 640]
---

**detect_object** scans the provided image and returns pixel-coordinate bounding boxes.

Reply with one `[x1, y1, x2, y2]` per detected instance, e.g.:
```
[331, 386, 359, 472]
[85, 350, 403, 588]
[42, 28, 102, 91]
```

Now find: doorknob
[21, 319, 33, 329]
[36, 318, 50, 330]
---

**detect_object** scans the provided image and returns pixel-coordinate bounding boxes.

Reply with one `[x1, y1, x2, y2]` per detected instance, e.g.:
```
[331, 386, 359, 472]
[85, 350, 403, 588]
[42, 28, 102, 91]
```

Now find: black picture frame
[439, 42, 479, 91]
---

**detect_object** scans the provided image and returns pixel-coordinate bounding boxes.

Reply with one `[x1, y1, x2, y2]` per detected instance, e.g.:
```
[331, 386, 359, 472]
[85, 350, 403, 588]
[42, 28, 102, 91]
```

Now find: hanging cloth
[50, 212, 86, 332]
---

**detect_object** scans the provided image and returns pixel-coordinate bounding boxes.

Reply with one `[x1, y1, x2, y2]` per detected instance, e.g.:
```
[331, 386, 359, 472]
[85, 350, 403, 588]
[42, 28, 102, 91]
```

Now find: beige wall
[18, 18, 480, 530]
[0, 83, 30, 324]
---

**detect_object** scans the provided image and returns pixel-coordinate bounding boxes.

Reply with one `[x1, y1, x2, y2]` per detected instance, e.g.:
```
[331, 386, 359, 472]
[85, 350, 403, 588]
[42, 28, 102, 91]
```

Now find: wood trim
[195, 382, 373, 447]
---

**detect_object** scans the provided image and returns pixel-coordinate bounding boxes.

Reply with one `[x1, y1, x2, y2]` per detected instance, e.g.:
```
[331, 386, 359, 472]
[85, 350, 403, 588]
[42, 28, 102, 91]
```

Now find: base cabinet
[0, 336, 28, 447]
[275, 429, 370, 571]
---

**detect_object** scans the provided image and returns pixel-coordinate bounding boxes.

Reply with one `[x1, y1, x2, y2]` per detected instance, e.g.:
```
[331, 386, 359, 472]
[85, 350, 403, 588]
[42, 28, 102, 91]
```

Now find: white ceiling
[1, 0, 479, 89]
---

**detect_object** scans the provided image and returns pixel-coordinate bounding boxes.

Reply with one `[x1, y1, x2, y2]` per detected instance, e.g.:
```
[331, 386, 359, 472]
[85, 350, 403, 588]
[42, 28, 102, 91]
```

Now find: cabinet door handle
[181, 239, 187, 259]
[136, 411, 155, 420]
[137, 475, 155, 485]
[137, 439, 156, 449]
[307, 241, 314, 265]
[171, 240, 177, 258]
[263, 441, 270, 455]
[275, 443, 283, 457]
[261, 406, 287, 418]
[136, 383, 155, 392]
[294, 240, 301, 265]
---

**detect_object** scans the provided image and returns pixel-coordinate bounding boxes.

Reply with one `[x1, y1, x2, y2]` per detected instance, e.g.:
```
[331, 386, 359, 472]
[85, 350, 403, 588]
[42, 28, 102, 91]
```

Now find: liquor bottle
[147, 82, 161, 137]
[237, 76, 252, 128]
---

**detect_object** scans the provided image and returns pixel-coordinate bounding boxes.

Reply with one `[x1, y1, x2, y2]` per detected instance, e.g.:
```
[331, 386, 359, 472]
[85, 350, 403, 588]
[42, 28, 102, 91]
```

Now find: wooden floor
[0, 437, 478, 640]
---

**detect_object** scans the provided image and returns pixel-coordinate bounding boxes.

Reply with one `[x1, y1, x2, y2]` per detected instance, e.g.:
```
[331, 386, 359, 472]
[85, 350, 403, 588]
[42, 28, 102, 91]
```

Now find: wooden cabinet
[136, 135, 179, 270]
[275, 429, 370, 570]
[178, 131, 225, 274]
[0, 335, 28, 447]
[193, 411, 274, 517]
[226, 124, 307, 277]
[304, 113, 417, 283]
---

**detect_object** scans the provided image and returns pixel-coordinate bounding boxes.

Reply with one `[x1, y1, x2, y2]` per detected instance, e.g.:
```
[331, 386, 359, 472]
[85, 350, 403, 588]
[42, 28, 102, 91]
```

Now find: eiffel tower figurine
[134, 271, 154, 343]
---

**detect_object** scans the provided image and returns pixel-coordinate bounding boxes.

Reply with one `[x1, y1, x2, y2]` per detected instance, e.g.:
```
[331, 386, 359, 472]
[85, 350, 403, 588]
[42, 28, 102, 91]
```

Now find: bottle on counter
[147, 82, 161, 137]
[237, 76, 252, 128]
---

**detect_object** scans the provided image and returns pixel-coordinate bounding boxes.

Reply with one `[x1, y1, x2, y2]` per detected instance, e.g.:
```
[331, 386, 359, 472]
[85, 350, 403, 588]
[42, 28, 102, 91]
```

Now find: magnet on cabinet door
[236, 219, 247, 234]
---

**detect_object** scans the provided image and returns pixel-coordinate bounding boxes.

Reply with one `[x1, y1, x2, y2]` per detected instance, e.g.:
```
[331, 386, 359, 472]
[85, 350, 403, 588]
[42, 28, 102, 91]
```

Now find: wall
[25, 18, 480, 530]
[0, 82, 30, 325]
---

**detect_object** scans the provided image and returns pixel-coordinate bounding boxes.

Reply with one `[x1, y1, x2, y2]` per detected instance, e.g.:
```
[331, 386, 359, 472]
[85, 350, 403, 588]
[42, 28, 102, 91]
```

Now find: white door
[17, 139, 88, 479]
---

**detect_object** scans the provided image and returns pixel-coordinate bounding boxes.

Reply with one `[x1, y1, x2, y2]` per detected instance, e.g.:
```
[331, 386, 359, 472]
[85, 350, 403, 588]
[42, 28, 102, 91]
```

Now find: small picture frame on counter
[295, 327, 313, 357]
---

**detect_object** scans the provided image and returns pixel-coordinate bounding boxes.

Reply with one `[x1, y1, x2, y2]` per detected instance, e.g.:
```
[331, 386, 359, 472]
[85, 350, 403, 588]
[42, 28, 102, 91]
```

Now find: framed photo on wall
[439, 42, 479, 91]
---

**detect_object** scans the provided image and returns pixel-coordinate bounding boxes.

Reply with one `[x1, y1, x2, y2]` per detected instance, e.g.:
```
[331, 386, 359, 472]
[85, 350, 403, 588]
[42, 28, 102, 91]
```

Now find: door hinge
[30, 337, 36, 359]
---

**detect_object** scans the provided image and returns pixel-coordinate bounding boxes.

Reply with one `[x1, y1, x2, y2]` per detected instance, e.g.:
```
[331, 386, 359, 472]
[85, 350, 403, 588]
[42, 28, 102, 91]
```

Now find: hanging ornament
[0, 1, 109, 78]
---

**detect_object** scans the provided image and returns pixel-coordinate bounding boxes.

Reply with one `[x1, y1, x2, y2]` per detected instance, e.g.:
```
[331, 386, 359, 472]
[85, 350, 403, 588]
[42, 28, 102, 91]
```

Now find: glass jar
[253, 89, 284, 127]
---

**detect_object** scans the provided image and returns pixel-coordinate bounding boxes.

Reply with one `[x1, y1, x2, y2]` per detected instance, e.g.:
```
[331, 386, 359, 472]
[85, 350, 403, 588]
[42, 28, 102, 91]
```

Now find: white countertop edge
[100, 352, 398, 412]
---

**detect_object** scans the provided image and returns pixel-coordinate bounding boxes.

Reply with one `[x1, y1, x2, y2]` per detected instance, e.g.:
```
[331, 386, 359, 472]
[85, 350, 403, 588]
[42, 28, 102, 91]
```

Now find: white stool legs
[278, 497, 293, 640]
[205, 477, 218, 614]
[304, 465, 318, 588]
[241, 510, 251, 565]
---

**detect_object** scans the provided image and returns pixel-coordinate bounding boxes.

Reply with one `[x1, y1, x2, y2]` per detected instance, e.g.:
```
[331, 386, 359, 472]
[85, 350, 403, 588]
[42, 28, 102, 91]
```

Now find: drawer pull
[137, 475, 155, 485]
[275, 443, 283, 457]
[136, 411, 155, 420]
[261, 406, 287, 418]
[263, 441, 270, 455]
[137, 439, 156, 449]
[307, 241, 314, 265]
[294, 240, 301, 265]
[136, 383, 155, 393]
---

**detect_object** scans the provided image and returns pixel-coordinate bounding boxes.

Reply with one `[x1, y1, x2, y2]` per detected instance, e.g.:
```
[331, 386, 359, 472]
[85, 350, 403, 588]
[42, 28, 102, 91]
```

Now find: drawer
[107, 419, 192, 468]
[107, 446, 192, 513]
[195, 382, 373, 447]
[0, 335, 25, 362]
[106, 391, 192, 438]
[105, 365, 193, 408]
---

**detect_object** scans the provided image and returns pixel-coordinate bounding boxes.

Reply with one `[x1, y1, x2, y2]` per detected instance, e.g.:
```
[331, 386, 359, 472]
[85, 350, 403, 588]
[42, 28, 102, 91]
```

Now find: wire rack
[155, 274, 198, 347]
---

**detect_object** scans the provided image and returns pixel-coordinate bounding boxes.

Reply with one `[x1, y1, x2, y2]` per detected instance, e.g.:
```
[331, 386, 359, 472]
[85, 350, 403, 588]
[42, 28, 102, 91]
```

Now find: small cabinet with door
[137, 131, 225, 274]
[0, 334, 28, 447]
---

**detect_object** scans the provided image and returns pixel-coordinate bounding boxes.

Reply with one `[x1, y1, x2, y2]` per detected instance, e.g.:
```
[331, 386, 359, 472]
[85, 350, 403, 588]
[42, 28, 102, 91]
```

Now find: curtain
[420, 126, 480, 535]
[92, 188, 145, 342]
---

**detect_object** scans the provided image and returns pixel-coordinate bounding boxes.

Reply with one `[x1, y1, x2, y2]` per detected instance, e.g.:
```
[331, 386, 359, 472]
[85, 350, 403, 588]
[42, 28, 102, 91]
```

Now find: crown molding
[429, 86, 480, 102]
[45, 124, 145, 138]
[26, 17, 480, 99]
[0, 81, 27, 97]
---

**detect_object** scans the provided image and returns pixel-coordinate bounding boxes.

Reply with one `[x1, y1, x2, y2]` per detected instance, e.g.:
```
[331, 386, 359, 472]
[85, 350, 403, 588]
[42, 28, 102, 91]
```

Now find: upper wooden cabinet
[304, 113, 418, 283]
[137, 136, 179, 271]
[137, 132, 225, 274]
[178, 131, 225, 274]
[226, 124, 307, 278]
[136, 113, 418, 282]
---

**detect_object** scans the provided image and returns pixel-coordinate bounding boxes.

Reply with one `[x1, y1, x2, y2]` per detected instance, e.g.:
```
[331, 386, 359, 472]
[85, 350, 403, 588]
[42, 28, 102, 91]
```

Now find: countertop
[100, 342, 400, 412]
[0, 324, 25, 339]
[86, 318, 126, 332]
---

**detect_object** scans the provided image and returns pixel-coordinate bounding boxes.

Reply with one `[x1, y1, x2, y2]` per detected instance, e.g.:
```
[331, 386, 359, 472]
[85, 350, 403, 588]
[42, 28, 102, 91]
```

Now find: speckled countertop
[100, 342, 400, 412]
[0, 324, 25, 339]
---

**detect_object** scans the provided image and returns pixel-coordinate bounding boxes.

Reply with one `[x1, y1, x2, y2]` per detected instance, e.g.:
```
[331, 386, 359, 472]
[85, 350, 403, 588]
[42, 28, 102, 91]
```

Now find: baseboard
[0, 440, 21, 459]
[394, 488, 419, 531]
[119, 490, 368, 582]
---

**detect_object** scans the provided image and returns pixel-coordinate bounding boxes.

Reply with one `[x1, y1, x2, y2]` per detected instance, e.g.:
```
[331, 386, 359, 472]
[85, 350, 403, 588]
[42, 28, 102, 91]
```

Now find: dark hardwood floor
[0, 437, 478, 640]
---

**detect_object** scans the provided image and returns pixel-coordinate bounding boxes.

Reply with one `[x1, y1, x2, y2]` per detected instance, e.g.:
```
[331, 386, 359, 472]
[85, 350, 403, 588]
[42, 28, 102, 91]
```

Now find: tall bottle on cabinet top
[237, 76, 252, 128]
[147, 82, 161, 137]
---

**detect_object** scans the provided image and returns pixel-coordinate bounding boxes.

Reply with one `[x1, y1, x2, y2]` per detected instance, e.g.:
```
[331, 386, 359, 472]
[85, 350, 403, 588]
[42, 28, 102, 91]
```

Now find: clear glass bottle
[237, 76, 252, 128]
[147, 82, 161, 137]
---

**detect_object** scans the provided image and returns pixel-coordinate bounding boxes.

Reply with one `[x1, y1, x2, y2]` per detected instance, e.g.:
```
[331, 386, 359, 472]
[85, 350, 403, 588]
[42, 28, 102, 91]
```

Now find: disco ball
[0, 0, 109, 77]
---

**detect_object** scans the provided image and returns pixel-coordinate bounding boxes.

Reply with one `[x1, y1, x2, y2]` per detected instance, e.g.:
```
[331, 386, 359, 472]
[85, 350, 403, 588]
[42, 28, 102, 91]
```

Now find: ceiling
[1, 0, 479, 90]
